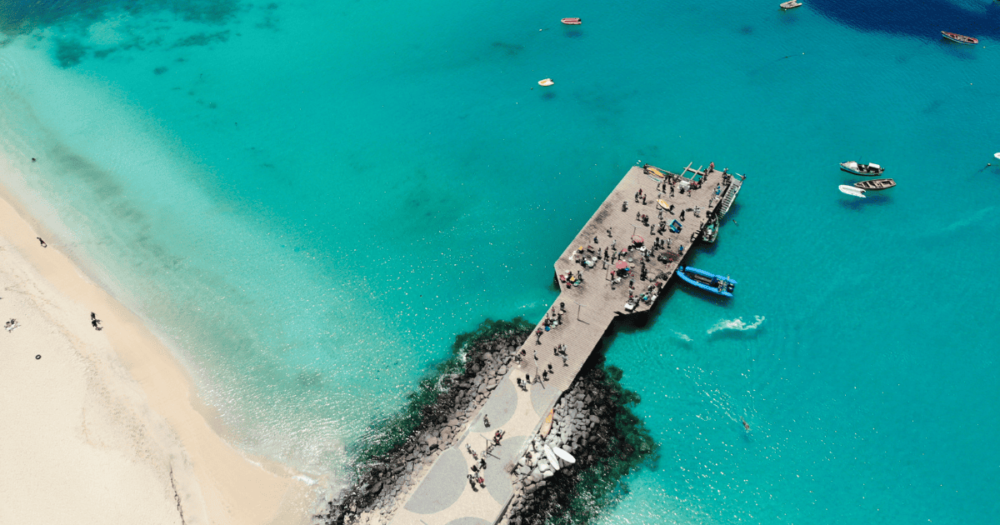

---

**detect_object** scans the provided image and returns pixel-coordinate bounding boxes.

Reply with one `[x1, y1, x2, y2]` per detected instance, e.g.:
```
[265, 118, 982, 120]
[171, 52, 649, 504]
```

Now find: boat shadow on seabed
[837, 192, 893, 210]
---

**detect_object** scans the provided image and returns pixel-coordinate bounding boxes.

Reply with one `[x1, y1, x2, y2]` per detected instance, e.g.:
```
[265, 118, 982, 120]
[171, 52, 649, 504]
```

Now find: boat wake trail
[707, 315, 765, 335]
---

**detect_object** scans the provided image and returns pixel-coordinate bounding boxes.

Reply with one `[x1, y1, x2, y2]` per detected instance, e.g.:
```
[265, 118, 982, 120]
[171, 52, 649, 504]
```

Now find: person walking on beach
[36, 237, 47, 248]
[483, 414, 490, 428]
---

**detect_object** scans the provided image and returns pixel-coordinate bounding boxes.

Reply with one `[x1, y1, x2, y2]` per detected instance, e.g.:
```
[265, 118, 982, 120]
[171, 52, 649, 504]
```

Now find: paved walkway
[388, 165, 742, 525]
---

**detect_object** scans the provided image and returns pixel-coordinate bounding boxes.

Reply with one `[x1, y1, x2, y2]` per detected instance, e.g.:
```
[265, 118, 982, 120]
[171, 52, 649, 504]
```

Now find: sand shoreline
[0, 167, 313, 524]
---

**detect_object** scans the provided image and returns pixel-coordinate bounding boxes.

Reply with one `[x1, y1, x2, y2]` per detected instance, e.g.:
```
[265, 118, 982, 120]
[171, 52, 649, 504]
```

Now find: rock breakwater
[315, 319, 533, 525]
[315, 318, 656, 525]
[503, 359, 657, 525]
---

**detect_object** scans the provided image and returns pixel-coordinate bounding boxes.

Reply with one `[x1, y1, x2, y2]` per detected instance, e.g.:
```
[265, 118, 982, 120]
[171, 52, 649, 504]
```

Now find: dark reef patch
[53, 38, 87, 68]
[0, 0, 241, 37]
[492, 41, 525, 57]
[170, 30, 231, 49]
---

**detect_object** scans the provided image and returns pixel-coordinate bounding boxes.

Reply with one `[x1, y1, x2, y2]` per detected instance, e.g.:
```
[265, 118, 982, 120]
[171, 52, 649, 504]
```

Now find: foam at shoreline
[0, 160, 314, 524]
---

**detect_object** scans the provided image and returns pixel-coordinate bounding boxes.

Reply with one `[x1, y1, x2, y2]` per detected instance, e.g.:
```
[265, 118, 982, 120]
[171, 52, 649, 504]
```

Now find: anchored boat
[780, 1, 802, 9]
[839, 185, 866, 198]
[941, 31, 978, 45]
[561, 17, 582, 25]
[854, 178, 895, 190]
[840, 161, 884, 176]
[702, 214, 720, 243]
[677, 266, 736, 297]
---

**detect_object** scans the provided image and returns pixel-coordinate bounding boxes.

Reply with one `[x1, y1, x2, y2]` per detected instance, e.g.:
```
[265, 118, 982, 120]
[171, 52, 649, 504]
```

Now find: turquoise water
[1, 0, 998, 522]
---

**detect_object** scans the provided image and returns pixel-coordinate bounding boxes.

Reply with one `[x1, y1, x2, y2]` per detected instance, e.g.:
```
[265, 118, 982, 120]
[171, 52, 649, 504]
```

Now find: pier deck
[387, 165, 743, 525]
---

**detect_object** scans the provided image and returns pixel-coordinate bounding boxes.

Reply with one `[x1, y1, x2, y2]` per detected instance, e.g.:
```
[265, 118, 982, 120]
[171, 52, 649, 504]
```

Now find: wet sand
[0, 165, 313, 525]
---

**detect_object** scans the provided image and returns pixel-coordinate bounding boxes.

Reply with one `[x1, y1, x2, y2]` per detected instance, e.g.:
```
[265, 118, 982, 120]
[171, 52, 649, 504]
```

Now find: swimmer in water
[742, 419, 750, 431]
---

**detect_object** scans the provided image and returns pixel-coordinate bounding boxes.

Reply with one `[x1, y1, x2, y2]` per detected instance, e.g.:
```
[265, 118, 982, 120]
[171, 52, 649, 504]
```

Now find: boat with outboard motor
[840, 161, 884, 176]
[854, 178, 895, 190]
[702, 214, 720, 243]
[677, 266, 736, 297]
[780, 1, 802, 9]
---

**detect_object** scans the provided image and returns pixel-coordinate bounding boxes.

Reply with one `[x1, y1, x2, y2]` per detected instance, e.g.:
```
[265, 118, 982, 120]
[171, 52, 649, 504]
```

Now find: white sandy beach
[0, 171, 313, 524]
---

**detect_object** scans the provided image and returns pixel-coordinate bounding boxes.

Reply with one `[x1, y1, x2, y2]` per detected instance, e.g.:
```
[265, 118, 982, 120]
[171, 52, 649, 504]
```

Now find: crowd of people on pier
[465, 426, 507, 491]
[458, 162, 734, 499]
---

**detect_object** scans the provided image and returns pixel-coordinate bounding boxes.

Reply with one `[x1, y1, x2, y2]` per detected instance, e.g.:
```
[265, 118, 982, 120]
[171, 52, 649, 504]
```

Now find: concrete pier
[387, 164, 743, 524]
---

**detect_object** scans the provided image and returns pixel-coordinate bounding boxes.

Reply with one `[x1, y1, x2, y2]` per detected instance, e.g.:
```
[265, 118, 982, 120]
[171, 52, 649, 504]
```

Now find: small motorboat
[839, 185, 866, 198]
[561, 17, 582, 25]
[677, 266, 736, 297]
[702, 214, 720, 243]
[854, 178, 895, 190]
[840, 161, 884, 176]
[538, 78, 554, 86]
[941, 31, 978, 45]
[780, 1, 802, 9]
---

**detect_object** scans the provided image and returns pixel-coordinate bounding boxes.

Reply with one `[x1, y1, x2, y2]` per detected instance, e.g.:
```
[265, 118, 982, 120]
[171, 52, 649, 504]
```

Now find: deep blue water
[1, 0, 998, 522]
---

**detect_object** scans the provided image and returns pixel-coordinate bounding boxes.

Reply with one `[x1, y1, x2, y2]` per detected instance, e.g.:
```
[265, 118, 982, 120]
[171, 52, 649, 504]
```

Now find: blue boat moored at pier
[677, 266, 736, 297]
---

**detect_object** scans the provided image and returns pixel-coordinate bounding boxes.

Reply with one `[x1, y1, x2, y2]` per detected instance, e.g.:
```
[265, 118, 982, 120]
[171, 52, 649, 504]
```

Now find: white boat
[838, 185, 866, 198]
[840, 161, 884, 176]
[780, 0, 802, 9]
[994, 152, 1000, 160]
[543, 445, 561, 470]
[552, 446, 576, 465]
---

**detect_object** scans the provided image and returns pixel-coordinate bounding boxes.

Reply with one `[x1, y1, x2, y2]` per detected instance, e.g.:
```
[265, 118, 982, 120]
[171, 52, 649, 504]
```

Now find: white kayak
[552, 446, 576, 465]
[543, 445, 561, 470]
[838, 185, 866, 198]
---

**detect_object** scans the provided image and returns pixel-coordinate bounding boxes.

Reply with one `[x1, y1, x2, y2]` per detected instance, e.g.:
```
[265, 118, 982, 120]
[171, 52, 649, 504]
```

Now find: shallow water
[1, 0, 998, 522]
